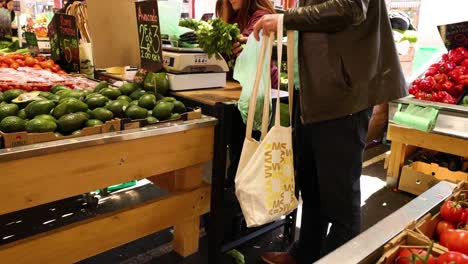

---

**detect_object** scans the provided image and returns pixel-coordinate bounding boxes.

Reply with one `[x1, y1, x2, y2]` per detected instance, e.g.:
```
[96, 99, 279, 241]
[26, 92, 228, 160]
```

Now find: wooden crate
[376, 230, 447, 264]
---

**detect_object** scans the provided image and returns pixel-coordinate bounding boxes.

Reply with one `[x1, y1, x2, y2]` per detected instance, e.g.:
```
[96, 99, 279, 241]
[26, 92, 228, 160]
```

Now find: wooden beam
[0, 184, 211, 264]
[387, 125, 468, 157]
[0, 127, 214, 215]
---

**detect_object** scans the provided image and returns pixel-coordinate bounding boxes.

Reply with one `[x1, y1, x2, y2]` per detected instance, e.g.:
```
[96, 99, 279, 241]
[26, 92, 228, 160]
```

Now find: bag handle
[274, 15, 295, 127]
[245, 32, 274, 140]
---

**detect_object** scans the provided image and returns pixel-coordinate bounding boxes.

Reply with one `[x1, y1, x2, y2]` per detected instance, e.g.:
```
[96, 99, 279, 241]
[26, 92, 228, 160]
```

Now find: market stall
[0, 116, 216, 263]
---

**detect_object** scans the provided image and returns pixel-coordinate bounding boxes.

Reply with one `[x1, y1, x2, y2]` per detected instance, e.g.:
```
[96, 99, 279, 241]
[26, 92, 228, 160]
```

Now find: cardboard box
[121, 107, 202, 130]
[399, 161, 468, 195]
[0, 119, 121, 148]
[376, 230, 447, 264]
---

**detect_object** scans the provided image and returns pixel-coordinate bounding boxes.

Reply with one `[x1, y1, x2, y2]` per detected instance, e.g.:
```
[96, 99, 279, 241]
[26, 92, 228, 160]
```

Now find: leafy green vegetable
[179, 19, 201, 31]
[195, 18, 240, 66]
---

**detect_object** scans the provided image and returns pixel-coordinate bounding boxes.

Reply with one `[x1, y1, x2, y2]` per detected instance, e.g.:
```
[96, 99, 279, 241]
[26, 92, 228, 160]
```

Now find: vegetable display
[409, 46, 468, 104]
[195, 18, 240, 61]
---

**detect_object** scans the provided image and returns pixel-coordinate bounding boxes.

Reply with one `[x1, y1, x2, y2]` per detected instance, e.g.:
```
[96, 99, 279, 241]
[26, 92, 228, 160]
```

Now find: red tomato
[9, 62, 19, 69]
[23, 86, 32, 92]
[36, 56, 46, 62]
[436, 220, 456, 238]
[51, 65, 59, 73]
[438, 251, 468, 264]
[3, 57, 14, 66]
[12, 54, 25, 60]
[33, 64, 42, 69]
[24, 57, 35, 67]
[441, 201, 464, 223]
[396, 248, 437, 264]
[461, 209, 468, 225]
[16, 59, 25, 67]
[440, 229, 468, 255]
[0, 63, 7, 68]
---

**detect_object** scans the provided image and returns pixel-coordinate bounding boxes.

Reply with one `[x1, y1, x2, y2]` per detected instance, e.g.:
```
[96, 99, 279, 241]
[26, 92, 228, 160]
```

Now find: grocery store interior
[0, 0, 467, 264]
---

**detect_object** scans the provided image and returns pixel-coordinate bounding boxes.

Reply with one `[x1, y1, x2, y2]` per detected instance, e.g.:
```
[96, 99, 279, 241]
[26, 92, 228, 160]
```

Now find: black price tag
[25, 32, 39, 55]
[0, 8, 11, 40]
[47, 14, 80, 73]
[135, 1, 163, 72]
[438, 21, 468, 50]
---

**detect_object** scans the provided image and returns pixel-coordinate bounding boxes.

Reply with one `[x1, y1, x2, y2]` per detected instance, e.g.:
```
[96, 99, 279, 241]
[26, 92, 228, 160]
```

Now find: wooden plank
[0, 126, 214, 215]
[0, 184, 210, 264]
[387, 125, 468, 157]
[171, 81, 242, 106]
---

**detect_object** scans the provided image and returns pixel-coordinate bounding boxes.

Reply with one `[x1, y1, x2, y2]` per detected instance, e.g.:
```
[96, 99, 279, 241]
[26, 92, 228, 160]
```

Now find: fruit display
[409, 46, 468, 104]
[0, 41, 29, 56]
[0, 80, 187, 138]
[0, 67, 98, 92]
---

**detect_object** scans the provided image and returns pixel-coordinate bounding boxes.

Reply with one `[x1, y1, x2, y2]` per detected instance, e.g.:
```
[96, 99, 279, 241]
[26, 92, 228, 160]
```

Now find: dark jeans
[291, 101, 372, 263]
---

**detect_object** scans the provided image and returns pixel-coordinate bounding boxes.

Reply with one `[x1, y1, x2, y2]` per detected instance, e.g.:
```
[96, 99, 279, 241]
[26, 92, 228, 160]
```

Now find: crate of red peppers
[409, 46, 468, 105]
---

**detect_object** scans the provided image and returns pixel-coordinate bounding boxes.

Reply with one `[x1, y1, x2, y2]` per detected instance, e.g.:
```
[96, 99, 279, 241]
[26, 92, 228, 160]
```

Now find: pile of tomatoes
[0, 54, 66, 74]
[395, 198, 468, 264]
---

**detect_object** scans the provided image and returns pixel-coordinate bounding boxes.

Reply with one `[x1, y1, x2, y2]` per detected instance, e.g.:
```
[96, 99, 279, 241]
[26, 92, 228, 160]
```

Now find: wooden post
[148, 164, 204, 257]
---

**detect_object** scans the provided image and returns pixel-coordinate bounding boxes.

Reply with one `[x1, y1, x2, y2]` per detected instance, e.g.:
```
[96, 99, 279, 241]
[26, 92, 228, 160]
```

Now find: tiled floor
[0, 144, 416, 264]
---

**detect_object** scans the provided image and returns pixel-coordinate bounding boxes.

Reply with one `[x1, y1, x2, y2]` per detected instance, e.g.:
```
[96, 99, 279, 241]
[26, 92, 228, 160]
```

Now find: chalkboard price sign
[47, 14, 80, 73]
[0, 8, 11, 40]
[438, 21, 468, 50]
[135, 1, 163, 72]
[25, 32, 39, 55]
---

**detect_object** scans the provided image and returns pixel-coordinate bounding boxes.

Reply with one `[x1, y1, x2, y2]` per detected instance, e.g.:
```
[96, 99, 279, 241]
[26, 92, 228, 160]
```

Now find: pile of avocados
[0, 78, 186, 136]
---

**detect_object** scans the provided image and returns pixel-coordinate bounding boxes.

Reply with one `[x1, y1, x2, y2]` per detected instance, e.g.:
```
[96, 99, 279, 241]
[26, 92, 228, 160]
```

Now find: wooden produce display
[0, 117, 216, 263]
[386, 124, 468, 190]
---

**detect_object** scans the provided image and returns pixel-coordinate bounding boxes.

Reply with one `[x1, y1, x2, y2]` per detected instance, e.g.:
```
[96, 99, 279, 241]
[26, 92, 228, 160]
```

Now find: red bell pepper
[419, 76, 436, 92]
[448, 46, 468, 64]
[448, 66, 467, 82]
[439, 61, 456, 73]
[412, 78, 422, 86]
[461, 58, 468, 68]
[408, 85, 419, 95]
[425, 66, 439, 77]
[441, 80, 455, 92]
[434, 73, 448, 83]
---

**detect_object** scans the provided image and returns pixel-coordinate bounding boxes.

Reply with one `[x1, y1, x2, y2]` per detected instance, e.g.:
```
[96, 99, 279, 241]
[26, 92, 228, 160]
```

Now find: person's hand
[253, 14, 280, 41]
[232, 36, 248, 57]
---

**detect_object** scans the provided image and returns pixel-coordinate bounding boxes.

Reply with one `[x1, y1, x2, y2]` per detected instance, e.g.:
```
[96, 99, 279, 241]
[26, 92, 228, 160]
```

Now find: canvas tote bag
[235, 15, 298, 227]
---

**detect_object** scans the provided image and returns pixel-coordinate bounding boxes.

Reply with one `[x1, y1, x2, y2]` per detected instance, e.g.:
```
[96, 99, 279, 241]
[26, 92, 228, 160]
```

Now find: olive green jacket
[284, 0, 406, 123]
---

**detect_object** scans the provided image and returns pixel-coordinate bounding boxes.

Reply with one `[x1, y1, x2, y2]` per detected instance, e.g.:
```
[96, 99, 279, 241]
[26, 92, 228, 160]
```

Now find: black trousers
[291, 99, 372, 263]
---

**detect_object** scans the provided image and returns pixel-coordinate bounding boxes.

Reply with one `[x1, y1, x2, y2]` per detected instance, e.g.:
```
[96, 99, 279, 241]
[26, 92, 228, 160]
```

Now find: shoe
[261, 252, 296, 264]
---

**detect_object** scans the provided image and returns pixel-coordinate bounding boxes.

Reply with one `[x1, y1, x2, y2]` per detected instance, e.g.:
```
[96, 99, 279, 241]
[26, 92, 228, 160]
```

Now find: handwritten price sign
[135, 1, 163, 72]
[438, 21, 468, 50]
[48, 14, 80, 73]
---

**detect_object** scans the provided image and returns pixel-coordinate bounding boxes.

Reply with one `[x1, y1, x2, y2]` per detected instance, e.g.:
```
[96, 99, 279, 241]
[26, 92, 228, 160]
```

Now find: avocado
[51, 85, 71, 94]
[125, 105, 148, 120]
[99, 88, 122, 100]
[0, 92, 3, 103]
[66, 90, 85, 100]
[170, 113, 181, 120]
[117, 95, 132, 103]
[34, 114, 57, 123]
[173, 100, 186, 113]
[138, 94, 157, 110]
[90, 108, 114, 122]
[86, 95, 109, 109]
[129, 100, 139, 106]
[0, 116, 26, 133]
[129, 89, 146, 100]
[75, 111, 90, 120]
[162, 96, 176, 103]
[39, 92, 53, 99]
[94, 81, 109, 93]
[17, 109, 27, 119]
[57, 113, 88, 134]
[3, 89, 25, 103]
[153, 101, 174, 120]
[119, 82, 139, 95]
[25, 100, 55, 119]
[85, 119, 104, 127]
[0, 104, 19, 121]
[26, 118, 57, 133]
[146, 116, 158, 124]
[106, 100, 129, 118]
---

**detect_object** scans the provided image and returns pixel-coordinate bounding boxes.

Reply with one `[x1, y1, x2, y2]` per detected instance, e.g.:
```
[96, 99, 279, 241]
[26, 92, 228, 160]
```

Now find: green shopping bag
[234, 33, 272, 131]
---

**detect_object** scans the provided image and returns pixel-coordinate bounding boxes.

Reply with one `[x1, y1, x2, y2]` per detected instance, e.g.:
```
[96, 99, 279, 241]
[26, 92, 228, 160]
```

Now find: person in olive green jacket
[253, 1, 406, 264]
